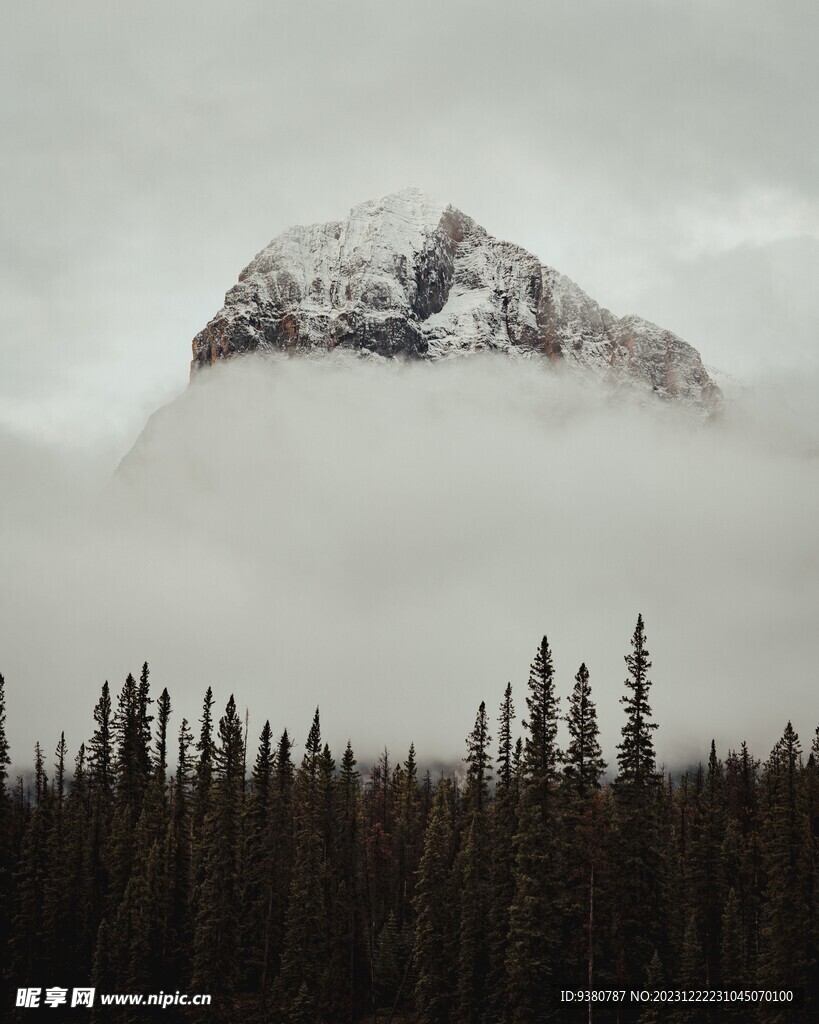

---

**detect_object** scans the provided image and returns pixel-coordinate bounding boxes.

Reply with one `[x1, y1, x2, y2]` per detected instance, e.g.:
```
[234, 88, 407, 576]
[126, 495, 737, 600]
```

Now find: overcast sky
[2, 0, 817, 448]
[1, 2, 817, 772]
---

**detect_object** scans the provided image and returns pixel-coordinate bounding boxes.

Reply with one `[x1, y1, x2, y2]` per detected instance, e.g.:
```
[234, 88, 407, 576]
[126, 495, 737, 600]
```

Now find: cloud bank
[2, 357, 817, 775]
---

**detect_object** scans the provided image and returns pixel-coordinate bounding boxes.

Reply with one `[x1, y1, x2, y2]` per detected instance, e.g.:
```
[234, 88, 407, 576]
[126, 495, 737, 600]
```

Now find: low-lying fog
[2, 356, 817, 777]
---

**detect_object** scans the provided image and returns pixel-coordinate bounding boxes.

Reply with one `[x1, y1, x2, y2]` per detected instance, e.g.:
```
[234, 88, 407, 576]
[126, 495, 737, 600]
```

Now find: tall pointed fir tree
[153, 687, 172, 808]
[413, 778, 458, 1024]
[456, 702, 493, 1024]
[275, 709, 331, 1020]
[394, 742, 423, 931]
[42, 732, 70, 978]
[507, 635, 563, 1023]
[191, 695, 246, 995]
[757, 721, 811, 1015]
[260, 727, 295, 998]
[612, 614, 668, 987]
[686, 740, 726, 987]
[10, 740, 52, 984]
[189, 686, 216, 948]
[162, 717, 193, 986]
[329, 740, 367, 1021]
[562, 663, 608, 996]
[86, 681, 114, 951]
[242, 719, 276, 995]
[487, 683, 518, 1021]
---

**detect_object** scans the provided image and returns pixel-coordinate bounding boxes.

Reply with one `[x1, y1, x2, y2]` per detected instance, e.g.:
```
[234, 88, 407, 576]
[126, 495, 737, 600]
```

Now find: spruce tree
[757, 722, 811, 1012]
[686, 740, 725, 986]
[563, 663, 606, 799]
[154, 688, 172, 794]
[275, 709, 331, 1020]
[162, 717, 193, 985]
[242, 719, 276, 997]
[86, 681, 114, 943]
[394, 742, 423, 930]
[562, 664, 608, 996]
[463, 700, 492, 816]
[507, 636, 563, 1023]
[456, 703, 493, 1023]
[612, 616, 666, 986]
[616, 614, 658, 789]
[487, 683, 517, 1021]
[192, 695, 246, 993]
[413, 778, 457, 1024]
[42, 733, 70, 977]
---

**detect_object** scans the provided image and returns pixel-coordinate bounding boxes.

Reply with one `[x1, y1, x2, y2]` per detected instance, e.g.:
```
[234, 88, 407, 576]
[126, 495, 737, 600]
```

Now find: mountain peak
[191, 191, 720, 410]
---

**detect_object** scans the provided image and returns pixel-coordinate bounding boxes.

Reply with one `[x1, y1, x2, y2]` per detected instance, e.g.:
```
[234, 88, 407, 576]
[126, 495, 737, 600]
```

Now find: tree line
[0, 615, 817, 1022]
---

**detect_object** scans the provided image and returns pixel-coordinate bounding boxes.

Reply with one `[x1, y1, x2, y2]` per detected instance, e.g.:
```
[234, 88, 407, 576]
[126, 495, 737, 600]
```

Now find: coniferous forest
[1, 616, 817, 1022]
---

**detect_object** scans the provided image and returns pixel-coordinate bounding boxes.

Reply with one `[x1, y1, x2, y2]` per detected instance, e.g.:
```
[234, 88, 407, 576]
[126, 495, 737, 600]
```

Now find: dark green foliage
[506, 637, 563, 1022]
[563, 662, 606, 799]
[191, 694, 246, 993]
[756, 722, 812, 1018]
[616, 613, 658, 788]
[414, 778, 457, 1024]
[612, 616, 668, 987]
[487, 684, 517, 1021]
[1, 626, 816, 1024]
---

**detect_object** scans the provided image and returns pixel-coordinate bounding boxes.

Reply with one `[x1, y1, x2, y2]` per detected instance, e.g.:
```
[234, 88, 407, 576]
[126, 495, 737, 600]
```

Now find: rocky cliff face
[191, 188, 720, 409]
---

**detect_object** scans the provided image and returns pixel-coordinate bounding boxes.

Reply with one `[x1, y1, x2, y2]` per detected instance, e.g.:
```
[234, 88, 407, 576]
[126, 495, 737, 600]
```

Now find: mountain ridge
[190, 188, 720, 410]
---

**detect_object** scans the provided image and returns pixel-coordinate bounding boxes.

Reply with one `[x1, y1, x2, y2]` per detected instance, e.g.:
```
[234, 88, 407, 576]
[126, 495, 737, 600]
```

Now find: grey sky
[1, 2, 818, 771]
[2, 0, 817, 445]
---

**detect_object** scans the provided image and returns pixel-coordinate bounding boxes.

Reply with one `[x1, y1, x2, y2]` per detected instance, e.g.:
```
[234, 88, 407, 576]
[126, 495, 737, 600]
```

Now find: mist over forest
[2, 356, 817, 773]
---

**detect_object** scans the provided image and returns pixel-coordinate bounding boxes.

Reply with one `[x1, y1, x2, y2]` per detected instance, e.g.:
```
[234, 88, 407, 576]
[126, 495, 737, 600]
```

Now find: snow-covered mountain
[191, 188, 720, 409]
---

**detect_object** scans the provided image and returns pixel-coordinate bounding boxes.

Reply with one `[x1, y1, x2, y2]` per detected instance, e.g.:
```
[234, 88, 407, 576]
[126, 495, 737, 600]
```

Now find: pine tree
[113, 672, 146, 818]
[563, 663, 606, 799]
[507, 635, 563, 1023]
[686, 740, 725, 987]
[243, 720, 276, 993]
[757, 722, 811, 1012]
[9, 740, 54, 984]
[456, 703, 493, 1023]
[562, 664, 608, 996]
[275, 709, 331, 1020]
[616, 614, 658, 789]
[487, 683, 518, 1021]
[137, 662, 153, 785]
[521, 636, 561, 810]
[463, 701, 492, 816]
[86, 681, 114, 943]
[42, 733, 70, 976]
[192, 695, 246, 993]
[154, 688, 172, 795]
[88, 681, 114, 798]
[193, 686, 216, 832]
[328, 741, 367, 1020]
[413, 778, 457, 1024]
[612, 616, 666, 987]
[162, 717, 193, 985]
[258, 727, 295, 999]
[394, 742, 423, 930]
